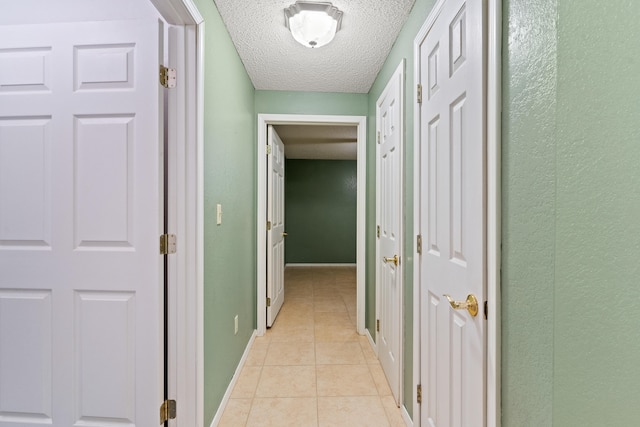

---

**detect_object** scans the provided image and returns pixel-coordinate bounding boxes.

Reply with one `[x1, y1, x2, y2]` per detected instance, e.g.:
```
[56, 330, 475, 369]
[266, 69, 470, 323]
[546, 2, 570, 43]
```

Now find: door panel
[417, 0, 486, 425]
[0, 20, 163, 427]
[376, 63, 403, 404]
[267, 125, 285, 327]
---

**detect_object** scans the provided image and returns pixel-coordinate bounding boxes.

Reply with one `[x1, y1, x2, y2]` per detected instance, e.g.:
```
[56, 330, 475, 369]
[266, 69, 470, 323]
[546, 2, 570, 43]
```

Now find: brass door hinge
[266, 144, 272, 155]
[376, 319, 380, 332]
[377, 225, 380, 239]
[160, 65, 176, 89]
[417, 83, 423, 104]
[417, 384, 422, 404]
[160, 234, 177, 255]
[267, 297, 271, 307]
[160, 399, 176, 423]
[377, 131, 381, 144]
[267, 221, 272, 231]
[416, 234, 422, 254]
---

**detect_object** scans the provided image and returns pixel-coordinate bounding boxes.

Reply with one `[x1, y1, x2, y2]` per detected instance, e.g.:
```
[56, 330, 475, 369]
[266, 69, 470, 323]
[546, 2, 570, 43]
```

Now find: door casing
[412, 0, 501, 425]
[154, 2, 204, 425]
[256, 114, 367, 336]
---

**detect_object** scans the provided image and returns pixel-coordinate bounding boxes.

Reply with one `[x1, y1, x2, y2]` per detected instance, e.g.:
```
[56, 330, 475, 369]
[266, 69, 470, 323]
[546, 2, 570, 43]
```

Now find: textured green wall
[365, 0, 436, 416]
[553, 1, 640, 424]
[503, 0, 640, 425]
[284, 160, 357, 264]
[501, 0, 557, 424]
[255, 90, 368, 116]
[195, 1, 257, 424]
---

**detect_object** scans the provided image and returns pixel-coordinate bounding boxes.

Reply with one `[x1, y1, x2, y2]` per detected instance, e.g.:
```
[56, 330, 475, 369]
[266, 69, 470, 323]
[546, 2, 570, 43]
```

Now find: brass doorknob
[383, 255, 399, 266]
[443, 294, 479, 317]
[282, 232, 288, 237]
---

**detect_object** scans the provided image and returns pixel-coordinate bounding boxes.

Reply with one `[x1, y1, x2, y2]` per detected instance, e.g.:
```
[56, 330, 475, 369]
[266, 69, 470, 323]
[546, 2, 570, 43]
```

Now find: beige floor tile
[268, 324, 315, 343]
[314, 311, 352, 326]
[246, 397, 318, 427]
[315, 323, 358, 343]
[317, 396, 390, 427]
[222, 266, 392, 426]
[337, 287, 357, 298]
[368, 363, 393, 396]
[231, 366, 262, 399]
[316, 364, 377, 396]
[314, 298, 347, 313]
[313, 286, 341, 298]
[341, 295, 357, 309]
[280, 301, 314, 314]
[316, 342, 365, 365]
[272, 312, 314, 329]
[359, 337, 379, 364]
[380, 395, 406, 427]
[264, 341, 315, 365]
[245, 339, 270, 366]
[287, 285, 313, 299]
[256, 365, 317, 397]
[219, 398, 252, 427]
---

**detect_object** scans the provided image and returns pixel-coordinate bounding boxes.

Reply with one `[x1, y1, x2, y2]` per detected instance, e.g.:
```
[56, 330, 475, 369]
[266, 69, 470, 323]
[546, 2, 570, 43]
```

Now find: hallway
[218, 266, 406, 426]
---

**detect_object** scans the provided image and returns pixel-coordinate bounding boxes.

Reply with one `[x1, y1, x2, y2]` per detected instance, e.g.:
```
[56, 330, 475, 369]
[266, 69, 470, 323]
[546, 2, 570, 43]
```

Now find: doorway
[256, 114, 367, 337]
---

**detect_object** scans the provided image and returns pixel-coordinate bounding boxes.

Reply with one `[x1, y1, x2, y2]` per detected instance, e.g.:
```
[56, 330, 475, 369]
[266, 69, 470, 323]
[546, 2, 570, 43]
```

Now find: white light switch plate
[216, 204, 222, 225]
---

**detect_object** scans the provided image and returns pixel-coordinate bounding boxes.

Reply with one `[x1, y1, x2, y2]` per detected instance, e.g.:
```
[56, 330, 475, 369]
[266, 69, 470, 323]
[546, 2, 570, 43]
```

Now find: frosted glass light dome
[285, 2, 343, 49]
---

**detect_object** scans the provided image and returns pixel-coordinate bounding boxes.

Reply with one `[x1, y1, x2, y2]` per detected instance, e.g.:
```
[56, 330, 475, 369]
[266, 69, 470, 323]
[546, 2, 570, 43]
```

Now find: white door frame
[412, 0, 501, 426]
[256, 114, 367, 336]
[375, 60, 405, 405]
[150, 1, 204, 426]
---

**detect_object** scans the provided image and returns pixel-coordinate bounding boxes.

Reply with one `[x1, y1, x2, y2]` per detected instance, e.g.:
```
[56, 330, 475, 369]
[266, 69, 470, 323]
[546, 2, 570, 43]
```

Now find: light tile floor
[218, 266, 407, 427]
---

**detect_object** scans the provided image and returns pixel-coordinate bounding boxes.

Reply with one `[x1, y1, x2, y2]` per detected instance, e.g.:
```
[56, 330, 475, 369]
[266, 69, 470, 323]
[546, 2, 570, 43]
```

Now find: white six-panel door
[0, 20, 164, 426]
[376, 62, 404, 405]
[416, 0, 486, 425]
[266, 125, 285, 327]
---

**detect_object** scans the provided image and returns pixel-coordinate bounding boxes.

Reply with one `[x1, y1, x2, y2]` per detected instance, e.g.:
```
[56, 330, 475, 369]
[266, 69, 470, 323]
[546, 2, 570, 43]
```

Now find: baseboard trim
[209, 330, 257, 427]
[365, 328, 377, 356]
[285, 263, 357, 268]
[402, 405, 413, 427]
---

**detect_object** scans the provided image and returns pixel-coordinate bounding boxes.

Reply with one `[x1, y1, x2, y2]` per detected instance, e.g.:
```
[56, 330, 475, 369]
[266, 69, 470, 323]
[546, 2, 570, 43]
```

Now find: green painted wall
[255, 90, 368, 116]
[501, 0, 557, 424]
[503, 0, 640, 425]
[553, 1, 640, 424]
[365, 0, 436, 416]
[284, 159, 357, 264]
[194, 1, 257, 424]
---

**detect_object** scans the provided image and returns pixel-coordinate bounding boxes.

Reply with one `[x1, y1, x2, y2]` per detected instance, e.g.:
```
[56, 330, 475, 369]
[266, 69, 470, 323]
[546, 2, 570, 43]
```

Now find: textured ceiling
[213, 0, 417, 93]
[274, 124, 357, 159]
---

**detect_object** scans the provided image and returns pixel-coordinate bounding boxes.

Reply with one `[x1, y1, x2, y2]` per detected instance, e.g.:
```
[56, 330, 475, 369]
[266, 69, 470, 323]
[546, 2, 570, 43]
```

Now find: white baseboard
[402, 405, 414, 427]
[365, 328, 377, 356]
[285, 263, 357, 268]
[209, 330, 257, 427]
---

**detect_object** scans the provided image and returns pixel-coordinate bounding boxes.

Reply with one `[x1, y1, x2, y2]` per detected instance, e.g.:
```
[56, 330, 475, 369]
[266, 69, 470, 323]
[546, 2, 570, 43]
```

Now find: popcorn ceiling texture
[213, 0, 417, 93]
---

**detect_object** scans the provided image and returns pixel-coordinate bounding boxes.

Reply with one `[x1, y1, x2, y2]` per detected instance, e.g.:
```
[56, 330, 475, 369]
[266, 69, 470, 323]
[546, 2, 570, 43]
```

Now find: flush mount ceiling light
[284, 1, 343, 49]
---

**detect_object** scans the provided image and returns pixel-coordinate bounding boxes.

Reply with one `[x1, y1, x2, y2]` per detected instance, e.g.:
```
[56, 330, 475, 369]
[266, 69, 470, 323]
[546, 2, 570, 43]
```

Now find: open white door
[0, 19, 164, 426]
[376, 62, 404, 405]
[266, 125, 285, 327]
[416, 0, 487, 425]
